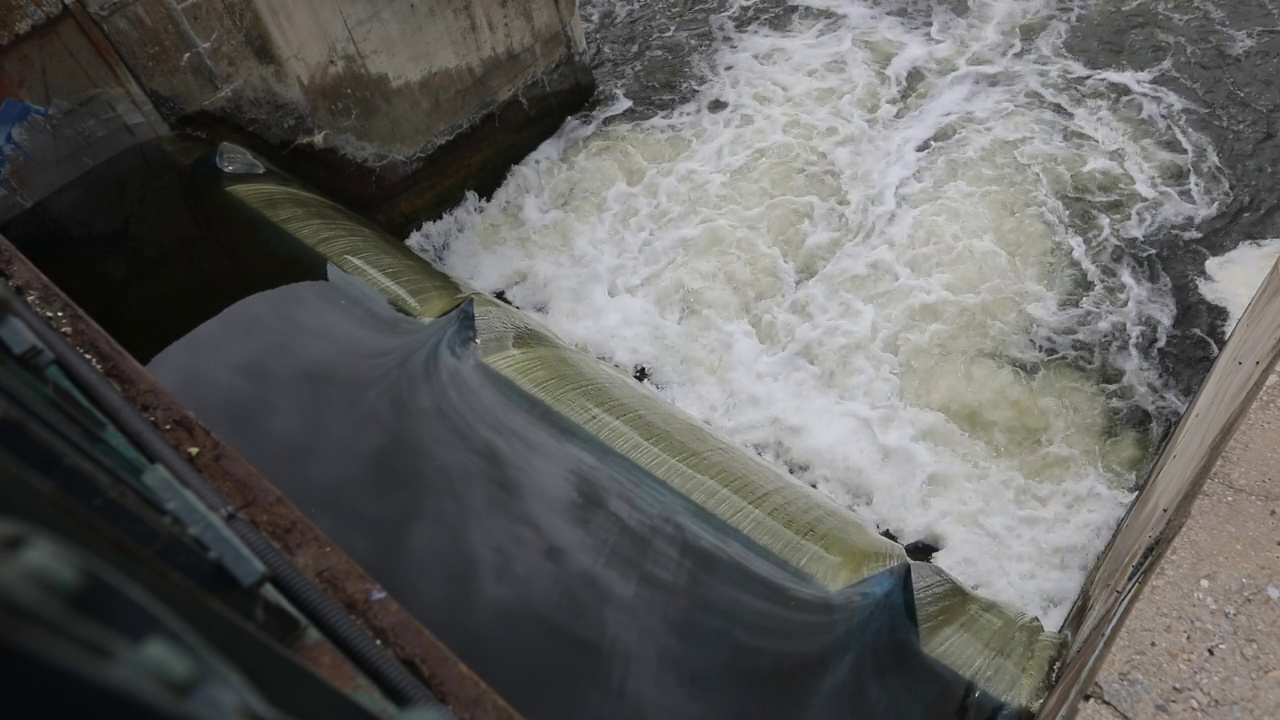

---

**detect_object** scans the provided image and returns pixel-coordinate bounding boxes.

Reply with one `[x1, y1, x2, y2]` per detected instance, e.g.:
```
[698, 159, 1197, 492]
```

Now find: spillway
[5, 0, 1280, 718]
[410, 0, 1225, 630]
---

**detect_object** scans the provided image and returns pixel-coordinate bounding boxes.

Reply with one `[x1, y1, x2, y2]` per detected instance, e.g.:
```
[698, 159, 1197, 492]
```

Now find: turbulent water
[408, 0, 1240, 628]
[1200, 239, 1280, 330]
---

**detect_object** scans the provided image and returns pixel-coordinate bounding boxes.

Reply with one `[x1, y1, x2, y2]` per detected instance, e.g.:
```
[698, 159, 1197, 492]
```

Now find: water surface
[411, 0, 1248, 627]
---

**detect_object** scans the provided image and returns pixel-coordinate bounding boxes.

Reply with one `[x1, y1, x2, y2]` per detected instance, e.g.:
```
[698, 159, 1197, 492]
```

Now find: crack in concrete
[1084, 684, 1135, 720]
[1210, 475, 1280, 502]
[1084, 692, 1134, 720]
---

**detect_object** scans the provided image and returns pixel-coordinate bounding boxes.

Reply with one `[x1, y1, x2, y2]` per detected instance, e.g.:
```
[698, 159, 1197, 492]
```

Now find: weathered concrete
[1075, 374, 1280, 720]
[2, 0, 593, 232]
[0, 4, 168, 221]
[0, 0, 62, 45]
[85, 0, 594, 232]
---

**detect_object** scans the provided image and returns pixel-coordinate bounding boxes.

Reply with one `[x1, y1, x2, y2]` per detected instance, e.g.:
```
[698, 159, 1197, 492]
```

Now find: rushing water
[409, 0, 1240, 628]
[149, 278, 1025, 719]
[1200, 238, 1280, 330]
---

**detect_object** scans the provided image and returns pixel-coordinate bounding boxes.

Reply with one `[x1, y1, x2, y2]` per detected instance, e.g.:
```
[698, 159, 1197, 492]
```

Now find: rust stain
[0, 234, 524, 720]
[64, 1, 148, 92]
[0, 0, 63, 46]
[291, 627, 393, 714]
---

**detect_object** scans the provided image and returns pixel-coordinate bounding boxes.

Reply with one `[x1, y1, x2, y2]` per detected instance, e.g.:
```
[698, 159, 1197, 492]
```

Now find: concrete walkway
[1075, 377, 1280, 719]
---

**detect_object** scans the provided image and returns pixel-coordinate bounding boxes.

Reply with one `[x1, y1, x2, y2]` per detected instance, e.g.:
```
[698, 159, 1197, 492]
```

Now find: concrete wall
[1, 0, 594, 232]
[87, 0, 594, 232]
[0, 4, 168, 221]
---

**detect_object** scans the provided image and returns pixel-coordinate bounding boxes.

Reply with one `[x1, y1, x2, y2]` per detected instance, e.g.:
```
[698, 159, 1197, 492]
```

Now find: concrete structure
[1, 0, 594, 232]
[0, 3, 168, 221]
[1041, 262, 1280, 718]
[1076, 374, 1280, 719]
[2, 3, 592, 714]
[6, 2, 1279, 717]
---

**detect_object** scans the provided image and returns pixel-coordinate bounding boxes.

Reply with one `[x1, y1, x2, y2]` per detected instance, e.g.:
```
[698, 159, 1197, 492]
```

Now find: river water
[409, 0, 1279, 629]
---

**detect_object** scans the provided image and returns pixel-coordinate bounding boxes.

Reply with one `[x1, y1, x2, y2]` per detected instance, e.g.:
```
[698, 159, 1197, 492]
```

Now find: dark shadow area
[0, 138, 328, 363]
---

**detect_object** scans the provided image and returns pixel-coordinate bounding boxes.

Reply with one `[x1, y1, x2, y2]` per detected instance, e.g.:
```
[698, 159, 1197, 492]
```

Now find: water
[148, 278, 1024, 720]
[1069, 0, 1280, 380]
[409, 0, 1238, 628]
[1198, 237, 1280, 386]
[1200, 239, 1280, 331]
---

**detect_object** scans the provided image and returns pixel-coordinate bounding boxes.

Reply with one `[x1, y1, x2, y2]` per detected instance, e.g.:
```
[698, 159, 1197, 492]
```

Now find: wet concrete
[0, 5, 168, 221]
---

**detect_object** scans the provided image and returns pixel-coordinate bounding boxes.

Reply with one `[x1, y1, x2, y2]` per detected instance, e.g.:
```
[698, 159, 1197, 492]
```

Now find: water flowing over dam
[411, 0, 1227, 628]
[5, 0, 1280, 718]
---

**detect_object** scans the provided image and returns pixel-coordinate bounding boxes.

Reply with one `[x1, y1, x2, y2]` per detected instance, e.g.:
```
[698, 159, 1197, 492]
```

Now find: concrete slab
[1076, 377, 1280, 719]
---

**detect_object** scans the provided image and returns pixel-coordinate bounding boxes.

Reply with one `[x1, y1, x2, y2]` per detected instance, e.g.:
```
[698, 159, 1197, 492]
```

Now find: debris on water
[877, 529, 939, 562]
[629, 364, 666, 390]
[707, 99, 729, 114]
[904, 540, 940, 563]
[782, 458, 810, 476]
[492, 289, 515, 306]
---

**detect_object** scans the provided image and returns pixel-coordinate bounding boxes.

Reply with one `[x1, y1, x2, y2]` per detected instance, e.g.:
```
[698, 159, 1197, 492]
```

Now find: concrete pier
[1, 0, 594, 232]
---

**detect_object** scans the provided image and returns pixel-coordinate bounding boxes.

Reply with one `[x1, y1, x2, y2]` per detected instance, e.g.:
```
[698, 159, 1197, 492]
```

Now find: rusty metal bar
[0, 233, 524, 720]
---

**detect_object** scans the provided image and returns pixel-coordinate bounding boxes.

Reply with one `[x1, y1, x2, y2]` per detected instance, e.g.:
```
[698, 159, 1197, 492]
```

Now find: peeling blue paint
[0, 98, 49, 192]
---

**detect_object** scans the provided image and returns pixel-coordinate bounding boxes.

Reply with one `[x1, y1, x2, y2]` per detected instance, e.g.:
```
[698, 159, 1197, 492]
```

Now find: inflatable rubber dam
[4, 1, 1280, 719]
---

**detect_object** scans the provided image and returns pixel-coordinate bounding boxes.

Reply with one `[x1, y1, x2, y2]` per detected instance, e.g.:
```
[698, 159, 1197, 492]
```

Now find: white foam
[1200, 239, 1280, 332]
[1201, 239, 1280, 386]
[409, 0, 1225, 628]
